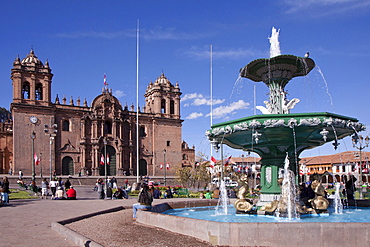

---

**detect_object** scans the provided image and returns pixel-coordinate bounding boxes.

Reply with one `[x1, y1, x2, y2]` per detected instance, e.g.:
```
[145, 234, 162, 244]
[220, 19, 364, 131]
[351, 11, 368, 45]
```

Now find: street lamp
[44, 124, 58, 182]
[352, 133, 369, 199]
[104, 138, 108, 199]
[30, 131, 36, 182]
[163, 149, 167, 186]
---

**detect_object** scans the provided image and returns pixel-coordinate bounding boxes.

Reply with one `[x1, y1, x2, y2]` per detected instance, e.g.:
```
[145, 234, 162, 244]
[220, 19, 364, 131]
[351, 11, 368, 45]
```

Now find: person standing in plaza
[49, 178, 58, 199]
[132, 184, 153, 219]
[111, 177, 117, 189]
[18, 170, 23, 180]
[1, 176, 10, 194]
[96, 178, 105, 199]
[41, 178, 49, 199]
[64, 178, 71, 190]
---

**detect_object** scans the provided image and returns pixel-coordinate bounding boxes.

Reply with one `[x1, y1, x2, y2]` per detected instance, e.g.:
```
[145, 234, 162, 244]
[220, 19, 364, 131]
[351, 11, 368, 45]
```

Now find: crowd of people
[95, 177, 131, 200]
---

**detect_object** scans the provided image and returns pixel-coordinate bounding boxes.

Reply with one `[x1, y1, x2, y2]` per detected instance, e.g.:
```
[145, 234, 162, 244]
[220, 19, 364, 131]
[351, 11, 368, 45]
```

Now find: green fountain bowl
[240, 55, 316, 83]
[206, 112, 365, 158]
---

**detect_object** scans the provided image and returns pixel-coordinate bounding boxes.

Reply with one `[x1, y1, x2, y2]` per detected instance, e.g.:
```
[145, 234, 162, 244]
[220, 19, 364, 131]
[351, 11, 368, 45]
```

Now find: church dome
[155, 72, 171, 85]
[21, 49, 44, 66]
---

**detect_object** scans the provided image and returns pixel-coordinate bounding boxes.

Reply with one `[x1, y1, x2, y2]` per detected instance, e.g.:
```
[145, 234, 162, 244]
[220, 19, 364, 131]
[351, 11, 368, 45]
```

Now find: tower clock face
[30, 116, 38, 124]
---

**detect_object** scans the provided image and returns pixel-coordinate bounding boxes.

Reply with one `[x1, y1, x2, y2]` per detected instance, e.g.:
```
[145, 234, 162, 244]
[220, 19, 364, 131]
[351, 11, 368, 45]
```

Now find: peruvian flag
[34, 153, 40, 165]
[166, 163, 170, 170]
[103, 74, 107, 85]
[245, 166, 249, 172]
[237, 166, 241, 172]
[210, 156, 217, 168]
[106, 153, 110, 165]
[160, 163, 163, 170]
[224, 156, 232, 166]
[100, 154, 104, 165]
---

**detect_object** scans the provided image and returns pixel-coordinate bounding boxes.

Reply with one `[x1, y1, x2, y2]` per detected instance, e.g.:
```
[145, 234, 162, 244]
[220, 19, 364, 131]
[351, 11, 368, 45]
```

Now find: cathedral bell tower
[144, 73, 181, 119]
[11, 49, 53, 106]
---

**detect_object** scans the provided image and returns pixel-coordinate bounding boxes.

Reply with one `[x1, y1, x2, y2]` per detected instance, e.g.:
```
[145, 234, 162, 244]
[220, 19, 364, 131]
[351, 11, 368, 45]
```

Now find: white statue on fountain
[256, 91, 300, 115]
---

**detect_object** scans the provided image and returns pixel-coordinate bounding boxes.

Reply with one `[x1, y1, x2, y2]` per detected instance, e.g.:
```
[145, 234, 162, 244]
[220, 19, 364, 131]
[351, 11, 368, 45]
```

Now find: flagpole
[136, 19, 140, 184]
[210, 44, 214, 172]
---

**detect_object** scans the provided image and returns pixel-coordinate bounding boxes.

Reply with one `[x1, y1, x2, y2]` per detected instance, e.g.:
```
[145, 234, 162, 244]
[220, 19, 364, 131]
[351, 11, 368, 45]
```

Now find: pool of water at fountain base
[162, 205, 370, 223]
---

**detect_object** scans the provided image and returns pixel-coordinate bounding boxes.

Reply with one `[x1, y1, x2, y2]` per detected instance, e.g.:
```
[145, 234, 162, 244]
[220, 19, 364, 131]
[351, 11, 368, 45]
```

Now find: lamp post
[44, 124, 58, 182]
[163, 149, 167, 186]
[352, 133, 369, 199]
[104, 138, 108, 199]
[30, 131, 36, 182]
[39, 153, 43, 178]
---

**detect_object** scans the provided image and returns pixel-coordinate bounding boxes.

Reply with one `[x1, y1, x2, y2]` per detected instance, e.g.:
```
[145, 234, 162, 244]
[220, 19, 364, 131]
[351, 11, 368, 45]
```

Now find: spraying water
[215, 179, 230, 215]
[333, 182, 343, 214]
[316, 65, 335, 112]
[268, 27, 281, 58]
[276, 154, 298, 219]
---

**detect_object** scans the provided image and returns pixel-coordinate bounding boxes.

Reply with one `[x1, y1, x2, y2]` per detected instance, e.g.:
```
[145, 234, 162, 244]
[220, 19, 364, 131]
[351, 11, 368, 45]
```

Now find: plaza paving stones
[0, 185, 211, 247]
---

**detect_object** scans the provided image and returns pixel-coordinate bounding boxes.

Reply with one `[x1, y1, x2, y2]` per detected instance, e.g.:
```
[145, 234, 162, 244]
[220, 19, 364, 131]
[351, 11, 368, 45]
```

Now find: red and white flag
[100, 154, 104, 165]
[224, 156, 232, 166]
[166, 163, 170, 170]
[103, 74, 107, 86]
[106, 153, 110, 165]
[160, 163, 163, 170]
[34, 153, 40, 165]
[237, 166, 241, 172]
[210, 156, 217, 168]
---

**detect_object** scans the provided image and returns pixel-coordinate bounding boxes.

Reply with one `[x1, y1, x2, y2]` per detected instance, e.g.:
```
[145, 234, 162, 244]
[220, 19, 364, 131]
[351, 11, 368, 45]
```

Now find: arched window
[22, 82, 30, 99]
[35, 83, 43, 100]
[170, 100, 175, 114]
[161, 99, 166, 113]
[182, 154, 187, 160]
[62, 120, 70, 131]
[104, 120, 112, 135]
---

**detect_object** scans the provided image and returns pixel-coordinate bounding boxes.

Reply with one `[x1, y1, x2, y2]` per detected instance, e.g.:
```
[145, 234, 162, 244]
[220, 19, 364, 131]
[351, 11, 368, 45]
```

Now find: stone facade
[5, 50, 195, 177]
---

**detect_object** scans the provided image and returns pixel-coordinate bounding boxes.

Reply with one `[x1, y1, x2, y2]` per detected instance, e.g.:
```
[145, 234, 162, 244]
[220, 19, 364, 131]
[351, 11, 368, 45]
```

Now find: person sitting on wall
[165, 186, 173, 199]
[153, 187, 162, 199]
[213, 187, 220, 199]
[132, 184, 153, 219]
[205, 190, 212, 199]
[66, 186, 77, 200]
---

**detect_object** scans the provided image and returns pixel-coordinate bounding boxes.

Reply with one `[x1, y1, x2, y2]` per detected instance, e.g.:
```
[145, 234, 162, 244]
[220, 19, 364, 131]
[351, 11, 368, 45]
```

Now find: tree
[175, 167, 192, 188]
[0, 107, 11, 122]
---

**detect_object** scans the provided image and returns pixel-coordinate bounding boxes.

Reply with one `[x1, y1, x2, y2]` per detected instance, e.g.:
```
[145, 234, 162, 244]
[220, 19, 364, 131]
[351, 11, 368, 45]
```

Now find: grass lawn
[9, 189, 38, 200]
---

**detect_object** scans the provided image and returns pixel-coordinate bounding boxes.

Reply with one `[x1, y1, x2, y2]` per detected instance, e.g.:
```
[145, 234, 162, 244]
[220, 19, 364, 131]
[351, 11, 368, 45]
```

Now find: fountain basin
[206, 112, 364, 194]
[137, 200, 370, 246]
[239, 54, 315, 82]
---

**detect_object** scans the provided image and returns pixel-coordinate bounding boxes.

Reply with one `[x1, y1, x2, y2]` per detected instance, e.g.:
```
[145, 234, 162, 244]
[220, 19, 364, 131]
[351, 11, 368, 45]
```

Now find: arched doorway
[100, 145, 116, 176]
[62, 156, 74, 175]
[139, 159, 147, 176]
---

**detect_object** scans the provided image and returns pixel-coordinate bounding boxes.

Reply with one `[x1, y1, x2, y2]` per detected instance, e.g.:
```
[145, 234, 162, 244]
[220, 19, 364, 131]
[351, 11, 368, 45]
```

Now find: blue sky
[1, 0, 370, 161]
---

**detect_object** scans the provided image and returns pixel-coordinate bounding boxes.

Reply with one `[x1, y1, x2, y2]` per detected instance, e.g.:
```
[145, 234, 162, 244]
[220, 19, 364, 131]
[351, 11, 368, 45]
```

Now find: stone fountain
[206, 28, 365, 216]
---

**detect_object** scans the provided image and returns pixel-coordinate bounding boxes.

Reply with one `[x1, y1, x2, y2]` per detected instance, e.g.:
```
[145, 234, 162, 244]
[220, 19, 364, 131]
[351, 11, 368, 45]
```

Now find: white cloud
[206, 100, 250, 119]
[186, 112, 204, 120]
[183, 46, 260, 60]
[283, 0, 370, 15]
[113, 90, 125, 98]
[182, 93, 204, 101]
[182, 93, 225, 106]
[56, 27, 213, 41]
[193, 98, 225, 106]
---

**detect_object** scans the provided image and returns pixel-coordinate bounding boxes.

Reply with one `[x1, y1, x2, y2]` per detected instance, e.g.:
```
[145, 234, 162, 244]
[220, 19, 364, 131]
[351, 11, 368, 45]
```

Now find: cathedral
[0, 50, 195, 176]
